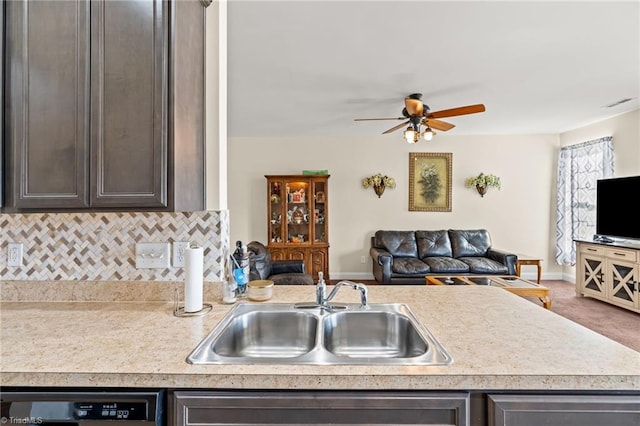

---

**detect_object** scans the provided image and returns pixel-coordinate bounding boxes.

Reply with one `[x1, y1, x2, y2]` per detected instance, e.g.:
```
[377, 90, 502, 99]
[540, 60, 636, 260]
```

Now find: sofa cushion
[459, 257, 509, 274]
[423, 257, 470, 273]
[269, 273, 315, 285]
[449, 229, 491, 258]
[391, 257, 430, 274]
[374, 230, 418, 257]
[416, 230, 453, 258]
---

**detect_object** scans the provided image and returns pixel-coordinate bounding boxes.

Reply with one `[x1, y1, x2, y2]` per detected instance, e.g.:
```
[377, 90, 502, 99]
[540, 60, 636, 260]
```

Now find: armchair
[247, 241, 314, 285]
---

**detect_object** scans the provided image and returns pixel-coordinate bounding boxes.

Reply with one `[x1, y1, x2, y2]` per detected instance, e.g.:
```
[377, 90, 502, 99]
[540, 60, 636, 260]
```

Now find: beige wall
[559, 109, 640, 176]
[227, 133, 562, 280]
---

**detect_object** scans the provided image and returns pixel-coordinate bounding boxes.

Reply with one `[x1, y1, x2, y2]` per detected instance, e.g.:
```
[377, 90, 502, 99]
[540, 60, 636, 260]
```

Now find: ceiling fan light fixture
[403, 127, 417, 143]
[354, 94, 485, 143]
[422, 127, 434, 141]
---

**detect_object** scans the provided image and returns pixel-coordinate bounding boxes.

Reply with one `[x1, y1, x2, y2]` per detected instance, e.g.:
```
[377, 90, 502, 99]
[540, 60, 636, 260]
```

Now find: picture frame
[315, 191, 325, 203]
[408, 152, 452, 212]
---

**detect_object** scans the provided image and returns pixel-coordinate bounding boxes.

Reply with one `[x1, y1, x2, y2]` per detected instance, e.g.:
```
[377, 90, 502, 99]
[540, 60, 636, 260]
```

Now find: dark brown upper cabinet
[2, 0, 208, 212]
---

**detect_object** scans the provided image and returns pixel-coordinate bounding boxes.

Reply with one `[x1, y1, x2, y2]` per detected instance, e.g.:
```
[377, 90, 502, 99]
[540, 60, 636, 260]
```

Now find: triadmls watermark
[1, 417, 44, 424]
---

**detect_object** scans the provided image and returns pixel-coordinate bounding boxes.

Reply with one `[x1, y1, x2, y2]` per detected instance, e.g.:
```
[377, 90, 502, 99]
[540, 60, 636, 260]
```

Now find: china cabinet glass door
[285, 179, 310, 243]
[268, 180, 284, 243]
[312, 180, 327, 243]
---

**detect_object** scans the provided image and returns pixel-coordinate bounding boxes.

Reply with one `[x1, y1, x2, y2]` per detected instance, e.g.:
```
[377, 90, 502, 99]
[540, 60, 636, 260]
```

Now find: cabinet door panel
[268, 249, 286, 262]
[6, 0, 90, 208]
[488, 394, 640, 426]
[581, 254, 605, 299]
[607, 260, 638, 308]
[1, 2, 4, 208]
[309, 248, 328, 279]
[91, 0, 167, 207]
[172, 391, 469, 426]
[286, 249, 307, 261]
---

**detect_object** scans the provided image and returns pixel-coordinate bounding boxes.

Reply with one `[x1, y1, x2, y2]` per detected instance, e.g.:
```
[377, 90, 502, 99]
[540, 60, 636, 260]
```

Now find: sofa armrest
[486, 248, 518, 275]
[370, 247, 393, 284]
[271, 259, 306, 274]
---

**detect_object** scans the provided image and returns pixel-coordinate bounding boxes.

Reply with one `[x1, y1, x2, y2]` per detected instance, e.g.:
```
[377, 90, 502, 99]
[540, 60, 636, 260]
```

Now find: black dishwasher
[1, 390, 164, 426]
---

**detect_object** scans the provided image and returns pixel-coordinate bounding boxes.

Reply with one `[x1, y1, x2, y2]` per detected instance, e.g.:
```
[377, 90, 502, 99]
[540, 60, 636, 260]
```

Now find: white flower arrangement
[465, 173, 501, 189]
[362, 173, 396, 189]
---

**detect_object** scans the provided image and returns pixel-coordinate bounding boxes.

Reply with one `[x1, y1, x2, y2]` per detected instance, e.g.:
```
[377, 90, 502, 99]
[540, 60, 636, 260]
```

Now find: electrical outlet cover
[8, 243, 23, 267]
[172, 241, 190, 267]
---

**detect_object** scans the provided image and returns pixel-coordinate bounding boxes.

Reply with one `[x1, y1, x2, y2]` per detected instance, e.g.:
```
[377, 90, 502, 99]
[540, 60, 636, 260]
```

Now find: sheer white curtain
[555, 137, 614, 266]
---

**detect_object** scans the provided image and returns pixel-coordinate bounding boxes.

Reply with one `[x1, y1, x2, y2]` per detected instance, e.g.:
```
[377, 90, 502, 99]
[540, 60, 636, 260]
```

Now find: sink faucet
[316, 272, 369, 308]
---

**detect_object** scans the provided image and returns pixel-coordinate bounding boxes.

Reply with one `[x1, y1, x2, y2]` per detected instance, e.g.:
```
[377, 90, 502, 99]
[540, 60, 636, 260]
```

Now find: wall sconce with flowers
[362, 173, 396, 197]
[465, 173, 501, 197]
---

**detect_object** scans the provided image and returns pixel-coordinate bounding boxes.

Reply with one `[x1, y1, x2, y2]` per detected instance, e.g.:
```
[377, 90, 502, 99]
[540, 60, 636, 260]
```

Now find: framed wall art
[409, 152, 452, 212]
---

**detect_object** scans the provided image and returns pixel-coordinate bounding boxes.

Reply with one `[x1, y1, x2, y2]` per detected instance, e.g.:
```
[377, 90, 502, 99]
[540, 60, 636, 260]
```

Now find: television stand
[575, 240, 639, 313]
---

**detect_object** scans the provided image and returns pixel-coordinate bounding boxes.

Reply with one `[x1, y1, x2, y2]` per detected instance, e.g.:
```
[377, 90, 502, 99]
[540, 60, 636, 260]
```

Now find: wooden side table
[516, 255, 542, 284]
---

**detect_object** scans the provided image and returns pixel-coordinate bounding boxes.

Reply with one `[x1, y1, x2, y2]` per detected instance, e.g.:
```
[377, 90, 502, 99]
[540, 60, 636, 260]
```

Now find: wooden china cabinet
[265, 175, 329, 280]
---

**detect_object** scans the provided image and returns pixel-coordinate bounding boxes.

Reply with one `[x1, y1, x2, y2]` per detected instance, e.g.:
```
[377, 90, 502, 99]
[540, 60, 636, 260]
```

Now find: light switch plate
[135, 242, 170, 269]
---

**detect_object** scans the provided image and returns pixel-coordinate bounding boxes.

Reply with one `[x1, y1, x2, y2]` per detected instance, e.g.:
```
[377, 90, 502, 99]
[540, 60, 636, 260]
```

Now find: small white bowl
[248, 280, 274, 301]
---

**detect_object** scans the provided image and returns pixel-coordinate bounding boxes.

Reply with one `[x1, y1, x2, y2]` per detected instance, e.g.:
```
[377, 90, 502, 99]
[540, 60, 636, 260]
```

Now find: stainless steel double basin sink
[187, 303, 452, 366]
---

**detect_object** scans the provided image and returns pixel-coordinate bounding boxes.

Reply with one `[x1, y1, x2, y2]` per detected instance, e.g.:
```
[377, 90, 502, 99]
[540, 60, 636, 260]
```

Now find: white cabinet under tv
[576, 240, 640, 313]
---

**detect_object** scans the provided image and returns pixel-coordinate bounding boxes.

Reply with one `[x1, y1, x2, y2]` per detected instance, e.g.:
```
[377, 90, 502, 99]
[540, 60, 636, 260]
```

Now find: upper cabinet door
[5, 0, 90, 208]
[90, 0, 168, 207]
[1, 1, 4, 209]
[3, 0, 207, 212]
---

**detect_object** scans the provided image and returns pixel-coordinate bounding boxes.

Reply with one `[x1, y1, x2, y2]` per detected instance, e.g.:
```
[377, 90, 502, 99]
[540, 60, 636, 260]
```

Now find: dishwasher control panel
[1, 390, 163, 426]
[74, 402, 147, 420]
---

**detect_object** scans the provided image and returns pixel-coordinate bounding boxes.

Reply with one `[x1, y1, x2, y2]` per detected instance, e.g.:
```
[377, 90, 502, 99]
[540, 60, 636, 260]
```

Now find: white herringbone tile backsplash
[0, 210, 229, 281]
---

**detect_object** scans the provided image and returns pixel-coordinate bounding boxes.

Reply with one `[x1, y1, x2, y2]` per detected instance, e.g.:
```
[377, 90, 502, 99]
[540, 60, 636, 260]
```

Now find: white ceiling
[227, 1, 640, 138]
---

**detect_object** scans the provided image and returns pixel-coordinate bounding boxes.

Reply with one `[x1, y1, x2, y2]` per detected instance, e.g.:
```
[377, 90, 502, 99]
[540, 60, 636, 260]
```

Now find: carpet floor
[339, 279, 640, 352]
[530, 280, 640, 352]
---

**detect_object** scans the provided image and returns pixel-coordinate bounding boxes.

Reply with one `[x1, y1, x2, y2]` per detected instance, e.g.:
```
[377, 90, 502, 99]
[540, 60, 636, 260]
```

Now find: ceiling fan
[354, 93, 485, 143]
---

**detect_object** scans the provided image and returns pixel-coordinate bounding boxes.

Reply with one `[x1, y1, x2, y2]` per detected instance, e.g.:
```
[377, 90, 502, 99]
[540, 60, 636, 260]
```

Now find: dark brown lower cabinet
[488, 394, 640, 426]
[170, 391, 640, 426]
[171, 391, 470, 426]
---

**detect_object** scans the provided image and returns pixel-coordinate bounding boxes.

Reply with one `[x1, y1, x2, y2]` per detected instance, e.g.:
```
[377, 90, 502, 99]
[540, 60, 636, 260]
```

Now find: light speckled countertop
[1, 281, 638, 390]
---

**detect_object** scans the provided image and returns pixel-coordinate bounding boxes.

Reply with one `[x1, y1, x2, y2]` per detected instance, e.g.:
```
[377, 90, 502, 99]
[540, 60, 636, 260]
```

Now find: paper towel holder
[173, 288, 213, 317]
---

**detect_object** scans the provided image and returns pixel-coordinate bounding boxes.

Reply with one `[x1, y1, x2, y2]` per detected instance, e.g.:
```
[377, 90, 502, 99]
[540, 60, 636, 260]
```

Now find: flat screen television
[596, 175, 640, 241]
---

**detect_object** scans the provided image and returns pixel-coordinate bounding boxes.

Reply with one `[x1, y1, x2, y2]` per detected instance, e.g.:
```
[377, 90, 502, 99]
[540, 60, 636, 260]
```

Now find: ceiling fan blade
[354, 117, 405, 121]
[404, 97, 424, 116]
[382, 120, 410, 134]
[426, 104, 485, 119]
[423, 118, 455, 131]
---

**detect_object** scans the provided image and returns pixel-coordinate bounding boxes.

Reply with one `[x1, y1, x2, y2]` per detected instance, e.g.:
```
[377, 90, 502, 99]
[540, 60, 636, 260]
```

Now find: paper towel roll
[184, 245, 204, 312]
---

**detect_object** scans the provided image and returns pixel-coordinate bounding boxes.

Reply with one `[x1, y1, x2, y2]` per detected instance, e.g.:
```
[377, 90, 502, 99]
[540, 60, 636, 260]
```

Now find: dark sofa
[370, 229, 517, 284]
[247, 241, 314, 285]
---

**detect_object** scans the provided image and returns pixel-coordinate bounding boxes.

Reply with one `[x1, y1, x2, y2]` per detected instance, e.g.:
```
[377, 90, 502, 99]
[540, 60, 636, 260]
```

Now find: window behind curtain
[555, 137, 614, 266]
